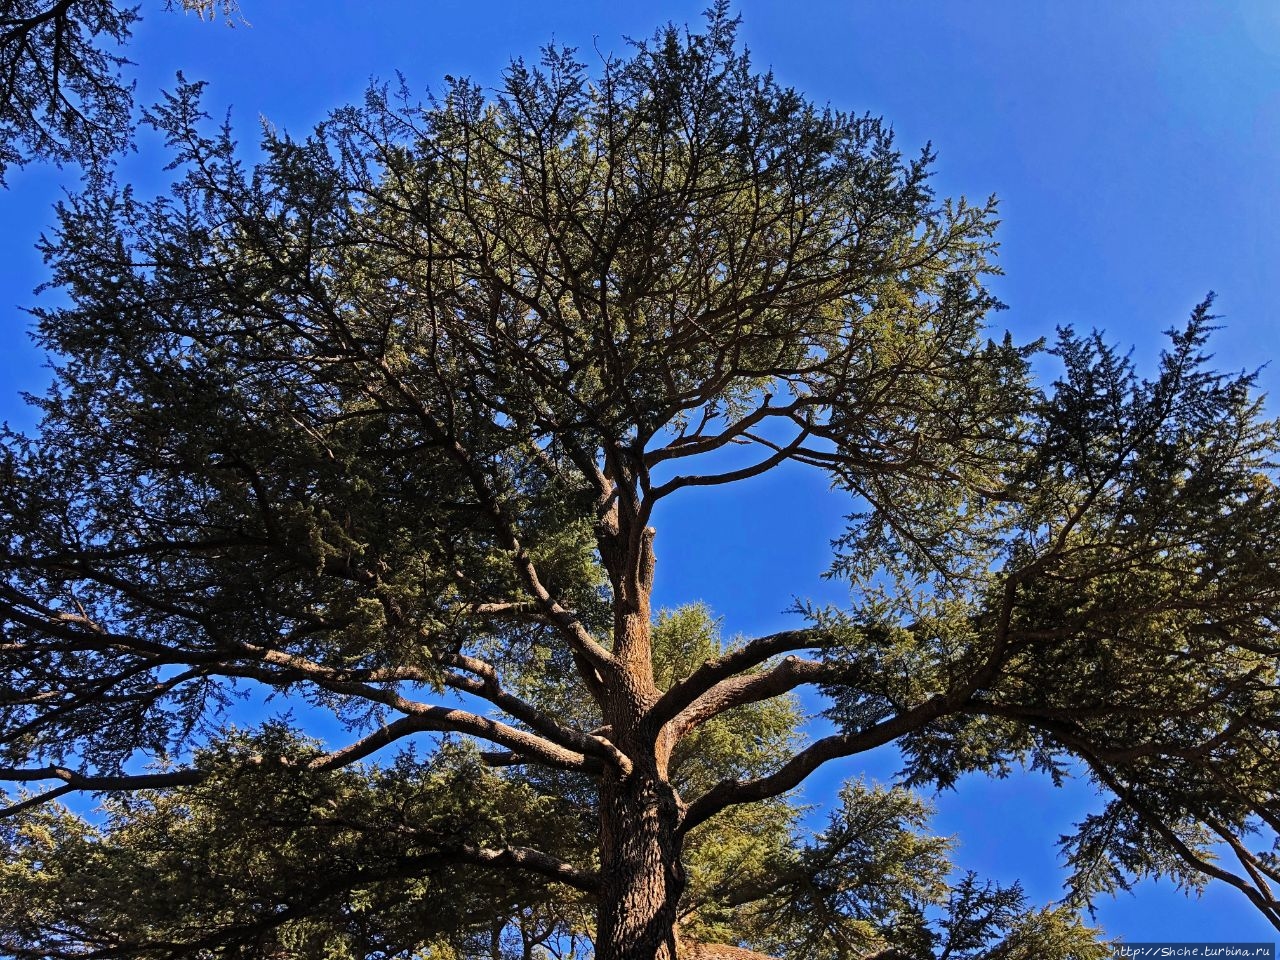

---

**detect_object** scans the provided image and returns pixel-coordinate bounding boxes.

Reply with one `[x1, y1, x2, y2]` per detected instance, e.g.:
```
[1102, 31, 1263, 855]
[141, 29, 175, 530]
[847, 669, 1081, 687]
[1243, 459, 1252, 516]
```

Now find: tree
[0, 0, 237, 183]
[0, 606, 1108, 959]
[2, 8, 1279, 958]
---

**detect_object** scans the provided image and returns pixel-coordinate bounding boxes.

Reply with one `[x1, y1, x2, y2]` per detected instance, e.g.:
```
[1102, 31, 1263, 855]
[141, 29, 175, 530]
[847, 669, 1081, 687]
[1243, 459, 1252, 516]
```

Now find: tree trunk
[594, 505, 683, 960]
[596, 762, 686, 960]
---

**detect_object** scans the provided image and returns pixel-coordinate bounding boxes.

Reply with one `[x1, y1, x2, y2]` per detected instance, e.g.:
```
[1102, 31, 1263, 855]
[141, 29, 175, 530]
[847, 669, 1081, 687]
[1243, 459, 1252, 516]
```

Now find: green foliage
[0, 1, 238, 183]
[1, 7, 1278, 959]
[654, 607, 804, 794]
[1, 732, 585, 959]
[0, 722, 1111, 960]
[683, 780, 1110, 960]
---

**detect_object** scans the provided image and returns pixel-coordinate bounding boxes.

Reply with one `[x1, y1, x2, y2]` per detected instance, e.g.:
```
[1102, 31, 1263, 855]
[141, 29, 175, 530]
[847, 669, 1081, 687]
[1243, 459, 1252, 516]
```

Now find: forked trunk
[596, 763, 686, 960]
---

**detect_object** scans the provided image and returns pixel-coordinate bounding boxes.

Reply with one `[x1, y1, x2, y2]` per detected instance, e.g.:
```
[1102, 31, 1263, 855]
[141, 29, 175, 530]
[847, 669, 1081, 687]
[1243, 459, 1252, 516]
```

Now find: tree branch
[220, 662, 597, 773]
[1073, 742, 1280, 930]
[456, 843, 600, 894]
[680, 691, 958, 834]
[442, 653, 627, 769]
[644, 397, 807, 467]
[0, 765, 207, 817]
[647, 425, 813, 501]
[648, 628, 829, 734]
[668, 656, 836, 741]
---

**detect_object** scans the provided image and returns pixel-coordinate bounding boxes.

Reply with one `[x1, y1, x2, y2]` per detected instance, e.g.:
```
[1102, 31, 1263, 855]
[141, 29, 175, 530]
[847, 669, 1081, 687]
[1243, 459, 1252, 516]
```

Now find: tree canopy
[2, 8, 1278, 959]
[0, 0, 236, 183]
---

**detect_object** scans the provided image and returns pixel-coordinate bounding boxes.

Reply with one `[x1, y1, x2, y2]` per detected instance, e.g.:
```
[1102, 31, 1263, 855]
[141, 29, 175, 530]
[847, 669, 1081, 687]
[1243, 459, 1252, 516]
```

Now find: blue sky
[2, 0, 1279, 946]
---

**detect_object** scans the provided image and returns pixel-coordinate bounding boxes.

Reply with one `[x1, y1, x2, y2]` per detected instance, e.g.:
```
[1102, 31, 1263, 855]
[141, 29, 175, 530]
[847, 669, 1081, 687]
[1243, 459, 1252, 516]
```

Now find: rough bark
[597, 763, 686, 960]
[592, 475, 687, 960]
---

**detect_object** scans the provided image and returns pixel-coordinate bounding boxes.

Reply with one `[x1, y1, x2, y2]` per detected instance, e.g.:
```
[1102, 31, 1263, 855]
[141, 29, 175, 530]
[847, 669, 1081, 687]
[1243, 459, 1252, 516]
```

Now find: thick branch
[0, 764, 206, 791]
[443, 653, 628, 770]
[0, 706, 591, 822]
[1, 603, 607, 777]
[221, 662, 596, 773]
[456, 843, 600, 894]
[0, 765, 207, 818]
[648, 628, 829, 734]
[307, 716, 436, 772]
[647, 425, 813, 501]
[645, 397, 807, 467]
[680, 692, 957, 834]
[668, 656, 836, 741]
[145, 639, 610, 772]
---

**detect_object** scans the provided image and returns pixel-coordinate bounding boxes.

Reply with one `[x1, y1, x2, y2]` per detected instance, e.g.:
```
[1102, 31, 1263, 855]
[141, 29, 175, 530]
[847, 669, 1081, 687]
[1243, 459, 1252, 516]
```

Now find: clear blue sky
[2, 0, 1278, 946]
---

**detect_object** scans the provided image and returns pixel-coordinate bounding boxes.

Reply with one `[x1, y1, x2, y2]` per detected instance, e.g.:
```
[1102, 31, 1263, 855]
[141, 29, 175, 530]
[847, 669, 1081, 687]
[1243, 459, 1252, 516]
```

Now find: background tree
[2, 8, 1279, 959]
[0, 0, 237, 183]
